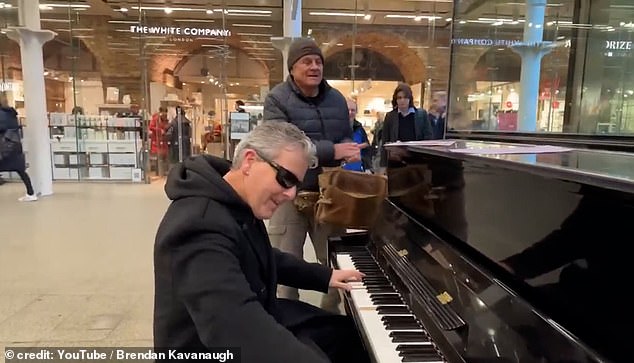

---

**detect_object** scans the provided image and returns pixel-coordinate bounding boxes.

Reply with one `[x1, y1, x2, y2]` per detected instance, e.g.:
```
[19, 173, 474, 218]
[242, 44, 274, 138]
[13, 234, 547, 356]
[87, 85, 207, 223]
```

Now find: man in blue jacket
[342, 98, 371, 172]
[263, 38, 362, 312]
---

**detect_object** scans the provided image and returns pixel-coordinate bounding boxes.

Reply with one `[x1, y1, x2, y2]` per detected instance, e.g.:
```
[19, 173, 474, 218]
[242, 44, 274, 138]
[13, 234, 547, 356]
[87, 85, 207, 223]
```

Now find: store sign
[0, 82, 14, 92]
[129, 25, 231, 37]
[452, 38, 521, 47]
[605, 41, 632, 50]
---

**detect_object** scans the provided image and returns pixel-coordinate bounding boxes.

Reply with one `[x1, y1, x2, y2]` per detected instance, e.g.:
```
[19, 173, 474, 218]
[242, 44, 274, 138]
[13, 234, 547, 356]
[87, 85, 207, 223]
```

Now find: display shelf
[48, 113, 143, 182]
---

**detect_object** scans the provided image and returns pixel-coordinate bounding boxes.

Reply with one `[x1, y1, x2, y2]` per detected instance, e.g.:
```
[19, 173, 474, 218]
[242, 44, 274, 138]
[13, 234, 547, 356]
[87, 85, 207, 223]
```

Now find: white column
[271, 0, 303, 79]
[6, 0, 56, 196]
[510, 0, 553, 131]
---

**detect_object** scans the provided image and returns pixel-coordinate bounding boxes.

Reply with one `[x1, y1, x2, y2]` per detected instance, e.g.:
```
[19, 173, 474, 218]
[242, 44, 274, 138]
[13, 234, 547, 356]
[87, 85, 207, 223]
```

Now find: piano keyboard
[337, 252, 447, 363]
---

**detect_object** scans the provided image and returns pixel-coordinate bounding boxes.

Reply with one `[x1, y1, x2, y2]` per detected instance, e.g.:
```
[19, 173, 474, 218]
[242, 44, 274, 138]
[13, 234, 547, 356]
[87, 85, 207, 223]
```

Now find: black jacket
[263, 77, 350, 191]
[0, 107, 25, 172]
[153, 155, 333, 362]
[380, 108, 433, 166]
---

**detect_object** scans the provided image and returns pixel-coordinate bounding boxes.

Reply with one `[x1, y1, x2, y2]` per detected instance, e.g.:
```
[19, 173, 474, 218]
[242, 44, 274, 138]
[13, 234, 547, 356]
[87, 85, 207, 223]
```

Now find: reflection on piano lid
[330, 141, 634, 362]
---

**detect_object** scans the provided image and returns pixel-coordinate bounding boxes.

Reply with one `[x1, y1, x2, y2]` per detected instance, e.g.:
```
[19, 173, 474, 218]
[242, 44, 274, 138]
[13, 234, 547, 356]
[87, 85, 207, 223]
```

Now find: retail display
[48, 113, 143, 181]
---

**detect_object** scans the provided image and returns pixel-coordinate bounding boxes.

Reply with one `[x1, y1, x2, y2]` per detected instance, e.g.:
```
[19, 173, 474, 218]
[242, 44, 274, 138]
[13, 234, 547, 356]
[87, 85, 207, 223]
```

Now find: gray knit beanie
[287, 38, 324, 71]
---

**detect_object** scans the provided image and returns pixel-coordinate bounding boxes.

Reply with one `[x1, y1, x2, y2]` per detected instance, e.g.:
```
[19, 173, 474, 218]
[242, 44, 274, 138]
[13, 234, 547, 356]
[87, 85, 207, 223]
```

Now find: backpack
[0, 129, 22, 161]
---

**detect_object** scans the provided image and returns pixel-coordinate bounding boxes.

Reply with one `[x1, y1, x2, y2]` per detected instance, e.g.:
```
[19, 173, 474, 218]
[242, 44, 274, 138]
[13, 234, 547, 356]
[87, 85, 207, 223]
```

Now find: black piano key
[384, 321, 422, 330]
[372, 296, 404, 305]
[377, 306, 411, 315]
[401, 353, 444, 362]
[397, 344, 438, 354]
[382, 315, 417, 323]
[390, 331, 430, 343]
[370, 293, 400, 299]
[367, 287, 397, 293]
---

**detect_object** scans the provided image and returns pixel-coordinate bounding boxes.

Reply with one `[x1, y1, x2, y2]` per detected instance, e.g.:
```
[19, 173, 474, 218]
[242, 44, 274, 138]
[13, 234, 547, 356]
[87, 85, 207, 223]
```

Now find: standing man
[429, 91, 447, 140]
[342, 98, 372, 172]
[263, 38, 362, 312]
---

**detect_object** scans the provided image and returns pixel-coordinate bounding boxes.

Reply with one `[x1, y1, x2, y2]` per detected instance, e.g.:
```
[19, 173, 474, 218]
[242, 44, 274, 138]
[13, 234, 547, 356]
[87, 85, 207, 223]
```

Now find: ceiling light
[133, 6, 197, 12]
[119, 7, 128, 12]
[175, 19, 215, 23]
[240, 40, 271, 44]
[236, 32, 272, 37]
[225, 9, 272, 14]
[164, 7, 173, 14]
[364, 14, 371, 20]
[309, 12, 365, 17]
[232, 23, 272, 28]
[41, 18, 71, 23]
[40, 3, 90, 8]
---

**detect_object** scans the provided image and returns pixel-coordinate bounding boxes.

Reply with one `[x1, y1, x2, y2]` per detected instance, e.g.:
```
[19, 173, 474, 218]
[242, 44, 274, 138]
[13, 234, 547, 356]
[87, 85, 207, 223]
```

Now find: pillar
[510, 0, 553, 131]
[271, 0, 303, 80]
[5, 0, 56, 196]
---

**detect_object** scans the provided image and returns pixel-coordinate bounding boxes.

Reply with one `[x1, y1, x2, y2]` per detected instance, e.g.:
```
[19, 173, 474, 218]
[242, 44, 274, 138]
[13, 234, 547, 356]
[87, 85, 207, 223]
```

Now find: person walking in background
[0, 93, 36, 202]
[263, 37, 362, 312]
[166, 107, 192, 165]
[429, 91, 447, 140]
[380, 83, 433, 166]
[342, 98, 371, 172]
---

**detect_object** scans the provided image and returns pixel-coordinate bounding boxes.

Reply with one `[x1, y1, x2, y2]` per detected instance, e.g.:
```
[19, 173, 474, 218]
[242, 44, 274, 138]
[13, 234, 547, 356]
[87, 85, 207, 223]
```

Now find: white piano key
[336, 252, 446, 363]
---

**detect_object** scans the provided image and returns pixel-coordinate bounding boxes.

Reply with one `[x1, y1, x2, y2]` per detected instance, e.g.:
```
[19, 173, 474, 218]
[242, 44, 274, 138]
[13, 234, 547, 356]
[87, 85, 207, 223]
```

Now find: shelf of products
[48, 113, 143, 182]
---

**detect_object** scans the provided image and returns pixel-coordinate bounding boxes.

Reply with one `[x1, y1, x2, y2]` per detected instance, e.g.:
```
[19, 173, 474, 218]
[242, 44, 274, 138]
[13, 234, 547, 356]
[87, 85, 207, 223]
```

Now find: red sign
[505, 101, 513, 108]
[552, 101, 560, 109]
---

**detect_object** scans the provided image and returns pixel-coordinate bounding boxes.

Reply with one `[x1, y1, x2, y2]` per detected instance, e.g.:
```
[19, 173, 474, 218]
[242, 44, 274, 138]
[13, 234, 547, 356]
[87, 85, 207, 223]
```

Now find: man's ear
[241, 149, 258, 174]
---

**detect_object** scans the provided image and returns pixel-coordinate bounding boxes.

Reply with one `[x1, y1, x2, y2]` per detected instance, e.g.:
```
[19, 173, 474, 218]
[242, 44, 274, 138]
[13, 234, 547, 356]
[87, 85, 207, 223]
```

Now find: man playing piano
[153, 122, 370, 363]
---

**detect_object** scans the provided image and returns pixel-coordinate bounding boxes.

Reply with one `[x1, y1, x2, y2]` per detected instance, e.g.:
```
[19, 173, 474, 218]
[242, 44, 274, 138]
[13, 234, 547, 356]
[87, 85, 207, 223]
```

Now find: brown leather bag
[293, 191, 320, 217]
[316, 169, 388, 229]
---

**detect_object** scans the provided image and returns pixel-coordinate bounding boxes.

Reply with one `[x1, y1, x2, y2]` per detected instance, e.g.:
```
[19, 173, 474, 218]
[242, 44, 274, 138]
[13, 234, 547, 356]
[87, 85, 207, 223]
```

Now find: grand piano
[329, 140, 634, 363]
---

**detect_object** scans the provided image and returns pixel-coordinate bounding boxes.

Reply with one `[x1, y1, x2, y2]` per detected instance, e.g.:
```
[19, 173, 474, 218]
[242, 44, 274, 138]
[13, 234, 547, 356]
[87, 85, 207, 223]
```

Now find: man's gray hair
[232, 122, 317, 169]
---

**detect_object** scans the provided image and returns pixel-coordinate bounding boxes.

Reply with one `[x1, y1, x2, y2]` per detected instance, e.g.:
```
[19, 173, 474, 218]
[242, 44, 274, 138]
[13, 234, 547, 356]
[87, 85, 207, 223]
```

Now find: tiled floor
[0, 181, 322, 352]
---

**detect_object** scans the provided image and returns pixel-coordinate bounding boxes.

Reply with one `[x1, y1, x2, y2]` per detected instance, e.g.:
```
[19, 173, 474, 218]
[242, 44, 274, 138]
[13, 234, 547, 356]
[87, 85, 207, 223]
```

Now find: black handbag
[0, 129, 23, 161]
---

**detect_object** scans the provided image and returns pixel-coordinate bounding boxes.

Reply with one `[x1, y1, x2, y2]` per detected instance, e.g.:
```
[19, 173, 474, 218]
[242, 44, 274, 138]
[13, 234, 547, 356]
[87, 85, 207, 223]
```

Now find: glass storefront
[1, 0, 632, 184]
[448, 0, 634, 136]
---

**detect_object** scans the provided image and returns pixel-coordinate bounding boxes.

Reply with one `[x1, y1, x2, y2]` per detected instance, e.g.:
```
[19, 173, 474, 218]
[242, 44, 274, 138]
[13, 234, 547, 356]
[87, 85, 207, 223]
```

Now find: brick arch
[319, 32, 427, 85]
[171, 42, 270, 77]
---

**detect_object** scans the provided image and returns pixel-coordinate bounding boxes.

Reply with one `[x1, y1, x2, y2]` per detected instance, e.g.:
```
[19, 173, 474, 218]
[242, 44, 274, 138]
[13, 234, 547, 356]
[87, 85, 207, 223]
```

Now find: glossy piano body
[330, 140, 634, 363]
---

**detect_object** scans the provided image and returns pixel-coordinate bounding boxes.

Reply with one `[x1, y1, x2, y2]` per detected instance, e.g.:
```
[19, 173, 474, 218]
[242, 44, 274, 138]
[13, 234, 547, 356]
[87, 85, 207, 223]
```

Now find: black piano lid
[392, 140, 634, 194]
[383, 141, 634, 362]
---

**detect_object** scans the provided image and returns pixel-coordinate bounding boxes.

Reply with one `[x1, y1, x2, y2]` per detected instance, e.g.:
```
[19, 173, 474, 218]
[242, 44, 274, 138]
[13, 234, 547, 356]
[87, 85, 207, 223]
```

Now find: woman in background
[0, 93, 36, 202]
[379, 83, 432, 166]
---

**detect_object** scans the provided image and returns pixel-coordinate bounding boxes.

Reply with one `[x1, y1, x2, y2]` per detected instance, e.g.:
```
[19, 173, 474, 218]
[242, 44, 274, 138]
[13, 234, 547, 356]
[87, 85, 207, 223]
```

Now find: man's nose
[282, 186, 297, 199]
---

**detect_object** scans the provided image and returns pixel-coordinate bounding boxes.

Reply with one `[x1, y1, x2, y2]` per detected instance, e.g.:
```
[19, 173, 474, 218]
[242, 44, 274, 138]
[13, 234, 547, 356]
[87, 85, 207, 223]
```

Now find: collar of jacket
[352, 119, 364, 130]
[286, 76, 331, 103]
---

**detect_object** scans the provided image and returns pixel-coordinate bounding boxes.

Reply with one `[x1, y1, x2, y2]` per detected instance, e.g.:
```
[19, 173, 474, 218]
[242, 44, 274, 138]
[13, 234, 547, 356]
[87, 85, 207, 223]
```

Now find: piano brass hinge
[436, 291, 453, 305]
[397, 249, 409, 257]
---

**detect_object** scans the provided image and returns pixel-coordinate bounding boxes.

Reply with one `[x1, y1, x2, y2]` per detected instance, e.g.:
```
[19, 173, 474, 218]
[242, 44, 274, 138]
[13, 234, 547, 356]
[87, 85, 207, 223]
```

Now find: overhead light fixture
[175, 19, 215, 23]
[41, 18, 71, 23]
[164, 7, 173, 14]
[119, 7, 128, 12]
[309, 12, 365, 17]
[206, 9, 213, 14]
[221, 9, 272, 14]
[40, 3, 90, 8]
[240, 40, 271, 44]
[364, 14, 372, 20]
[236, 32, 272, 37]
[132, 6, 197, 12]
[232, 23, 272, 28]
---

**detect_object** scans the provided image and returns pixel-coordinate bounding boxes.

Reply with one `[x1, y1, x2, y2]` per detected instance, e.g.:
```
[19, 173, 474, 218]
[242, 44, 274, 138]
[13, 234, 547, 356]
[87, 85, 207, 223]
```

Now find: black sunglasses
[254, 150, 301, 189]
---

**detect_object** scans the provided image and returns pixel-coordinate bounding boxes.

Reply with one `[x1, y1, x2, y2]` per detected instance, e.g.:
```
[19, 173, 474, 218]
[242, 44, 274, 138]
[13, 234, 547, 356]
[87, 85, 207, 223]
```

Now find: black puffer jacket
[0, 106, 25, 172]
[263, 77, 350, 191]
